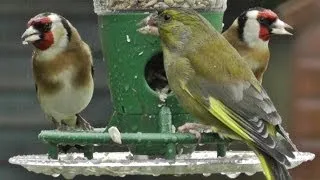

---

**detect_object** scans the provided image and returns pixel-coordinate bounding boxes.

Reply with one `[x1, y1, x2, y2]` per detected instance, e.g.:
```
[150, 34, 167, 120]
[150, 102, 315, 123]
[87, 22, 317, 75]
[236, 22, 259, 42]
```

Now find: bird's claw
[188, 129, 202, 143]
[56, 123, 70, 131]
[177, 123, 212, 143]
[76, 114, 94, 131]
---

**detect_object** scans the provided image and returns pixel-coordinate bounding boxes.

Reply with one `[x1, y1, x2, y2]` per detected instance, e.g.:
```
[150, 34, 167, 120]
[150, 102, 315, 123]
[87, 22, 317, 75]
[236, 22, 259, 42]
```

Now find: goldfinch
[21, 12, 94, 131]
[223, 7, 293, 83]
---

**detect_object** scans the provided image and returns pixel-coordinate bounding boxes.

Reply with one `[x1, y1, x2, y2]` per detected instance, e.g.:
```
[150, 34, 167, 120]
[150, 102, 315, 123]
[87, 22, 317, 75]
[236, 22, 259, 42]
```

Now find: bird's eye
[163, 14, 172, 21]
[33, 22, 51, 32]
[43, 23, 51, 32]
[258, 17, 269, 25]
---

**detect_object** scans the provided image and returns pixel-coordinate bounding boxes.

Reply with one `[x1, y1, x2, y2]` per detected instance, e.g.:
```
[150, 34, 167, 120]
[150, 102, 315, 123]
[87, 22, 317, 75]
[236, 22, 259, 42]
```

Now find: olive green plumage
[156, 8, 296, 180]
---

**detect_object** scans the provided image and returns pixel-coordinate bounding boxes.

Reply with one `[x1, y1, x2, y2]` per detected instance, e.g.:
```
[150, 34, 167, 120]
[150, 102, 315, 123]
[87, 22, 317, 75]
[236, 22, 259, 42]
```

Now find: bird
[21, 12, 94, 131]
[177, 7, 295, 140]
[141, 8, 297, 180]
[223, 7, 293, 83]
[138, 7, 293, 84]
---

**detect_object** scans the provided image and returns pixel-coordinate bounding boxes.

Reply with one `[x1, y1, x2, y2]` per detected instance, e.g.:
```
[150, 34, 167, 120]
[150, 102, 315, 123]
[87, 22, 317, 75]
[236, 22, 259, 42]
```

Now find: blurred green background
[1, 0, 313, 179]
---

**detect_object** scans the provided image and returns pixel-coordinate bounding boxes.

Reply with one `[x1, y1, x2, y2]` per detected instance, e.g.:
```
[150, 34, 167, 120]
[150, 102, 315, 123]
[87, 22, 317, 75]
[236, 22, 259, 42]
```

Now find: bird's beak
[21, 26, 41, 45]
[271, 19, 293, 35]
[137, 12, 159, 36]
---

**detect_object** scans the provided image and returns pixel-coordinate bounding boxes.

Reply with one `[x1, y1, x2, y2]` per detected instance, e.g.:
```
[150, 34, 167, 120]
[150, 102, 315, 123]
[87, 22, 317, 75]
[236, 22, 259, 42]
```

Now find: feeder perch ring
[9, 151, 314, 179]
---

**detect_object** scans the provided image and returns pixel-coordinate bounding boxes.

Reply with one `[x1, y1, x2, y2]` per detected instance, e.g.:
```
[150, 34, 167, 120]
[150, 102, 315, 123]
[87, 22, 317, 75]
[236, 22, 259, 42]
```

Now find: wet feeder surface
[9, 151, 315, 179]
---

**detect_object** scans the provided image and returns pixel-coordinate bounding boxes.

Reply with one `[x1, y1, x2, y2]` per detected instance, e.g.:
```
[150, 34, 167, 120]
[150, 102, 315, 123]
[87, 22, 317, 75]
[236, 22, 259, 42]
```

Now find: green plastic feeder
[36, 0, 229, 160]
[98, 9, 225, 157]
[9, 0, 315, 179]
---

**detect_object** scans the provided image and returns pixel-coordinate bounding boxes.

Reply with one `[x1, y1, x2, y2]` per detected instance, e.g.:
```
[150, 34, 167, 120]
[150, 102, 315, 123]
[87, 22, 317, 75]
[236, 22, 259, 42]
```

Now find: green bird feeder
[9, 0, 315, 179]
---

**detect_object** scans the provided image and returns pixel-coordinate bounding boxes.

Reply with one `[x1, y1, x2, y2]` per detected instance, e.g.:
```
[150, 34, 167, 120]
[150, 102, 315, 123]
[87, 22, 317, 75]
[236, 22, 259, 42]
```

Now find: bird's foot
[177, 123, 212, 143]
[76, 114, 94, 131]
[50, 116, 68, 131]
[56, 123, 70, 131]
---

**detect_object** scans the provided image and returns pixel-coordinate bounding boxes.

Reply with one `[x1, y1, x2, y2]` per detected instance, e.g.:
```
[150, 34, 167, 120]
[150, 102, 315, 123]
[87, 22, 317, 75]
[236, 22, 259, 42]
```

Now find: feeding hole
[144, 52, 172, 99]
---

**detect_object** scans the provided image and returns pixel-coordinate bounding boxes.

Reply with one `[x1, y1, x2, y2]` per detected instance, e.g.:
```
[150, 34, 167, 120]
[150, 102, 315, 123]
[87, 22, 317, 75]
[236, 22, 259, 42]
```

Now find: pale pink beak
[271, 19, 293, 35]
[21, 26, 41, 44]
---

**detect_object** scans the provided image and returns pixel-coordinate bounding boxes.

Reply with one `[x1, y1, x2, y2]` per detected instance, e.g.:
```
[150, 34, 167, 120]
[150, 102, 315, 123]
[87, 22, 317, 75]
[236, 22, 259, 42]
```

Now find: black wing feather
[185, 77, 295, 165]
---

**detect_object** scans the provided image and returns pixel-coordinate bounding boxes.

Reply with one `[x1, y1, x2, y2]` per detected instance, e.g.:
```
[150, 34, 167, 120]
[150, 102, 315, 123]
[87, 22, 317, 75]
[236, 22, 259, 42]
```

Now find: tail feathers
[276, 125, 298, 152]
[275, 138, 295, 159]
[252, 146, 292, 180]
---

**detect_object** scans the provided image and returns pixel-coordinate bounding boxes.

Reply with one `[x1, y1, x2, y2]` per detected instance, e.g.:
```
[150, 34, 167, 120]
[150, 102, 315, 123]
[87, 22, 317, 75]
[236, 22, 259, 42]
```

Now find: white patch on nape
[48, 14, 61, 22]
[246, 10, 259, 19]
[243, 10, 269, 48]
[37, 13, 69, 61]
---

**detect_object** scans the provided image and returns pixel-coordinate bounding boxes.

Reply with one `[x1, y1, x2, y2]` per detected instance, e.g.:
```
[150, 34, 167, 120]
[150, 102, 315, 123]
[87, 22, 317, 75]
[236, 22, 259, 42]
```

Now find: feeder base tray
[9, 151, 314, 179]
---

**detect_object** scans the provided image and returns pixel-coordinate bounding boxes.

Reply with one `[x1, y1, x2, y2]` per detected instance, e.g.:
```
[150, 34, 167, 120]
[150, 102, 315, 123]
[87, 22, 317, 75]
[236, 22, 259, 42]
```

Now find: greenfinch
[144, 8, 296, 180]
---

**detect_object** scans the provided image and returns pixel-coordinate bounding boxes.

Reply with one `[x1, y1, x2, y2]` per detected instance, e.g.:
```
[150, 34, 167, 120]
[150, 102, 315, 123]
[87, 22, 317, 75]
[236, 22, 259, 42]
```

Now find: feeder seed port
[145, 52, 169, 93]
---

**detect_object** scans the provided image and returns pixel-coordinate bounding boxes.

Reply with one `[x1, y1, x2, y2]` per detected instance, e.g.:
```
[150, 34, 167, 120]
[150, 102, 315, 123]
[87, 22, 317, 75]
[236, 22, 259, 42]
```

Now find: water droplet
[124, 85, 129, 91]
[171, 125, 176, 133]
[244, 172, 255, 176]
[171, 136, 178, 142]
[221, 172, 241, 179]
[202, 173, 211, 177]
[52, 174, 60, 177]
[126, 35, 131, 43]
